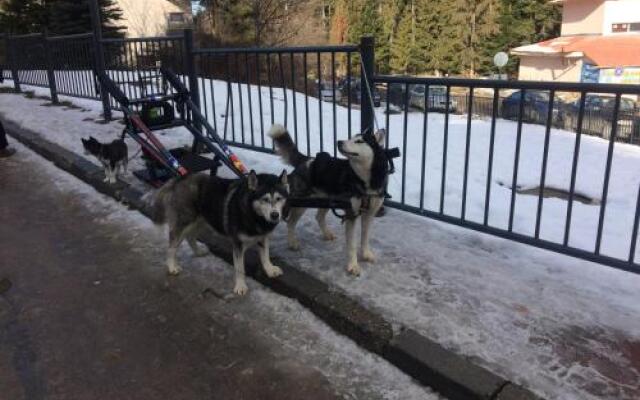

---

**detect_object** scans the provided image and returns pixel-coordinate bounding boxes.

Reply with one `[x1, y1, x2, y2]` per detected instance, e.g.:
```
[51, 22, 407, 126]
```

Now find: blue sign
[581, 63, 600, 83]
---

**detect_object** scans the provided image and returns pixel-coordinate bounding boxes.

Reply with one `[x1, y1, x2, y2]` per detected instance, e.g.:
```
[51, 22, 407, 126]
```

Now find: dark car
[340, 77, 381, 107]
[501, 90, 562, 124]
[560, 94, 639, 140]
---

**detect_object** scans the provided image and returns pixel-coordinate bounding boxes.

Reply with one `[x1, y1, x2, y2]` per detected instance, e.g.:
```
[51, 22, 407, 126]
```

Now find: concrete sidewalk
[0, 145, 437, 400]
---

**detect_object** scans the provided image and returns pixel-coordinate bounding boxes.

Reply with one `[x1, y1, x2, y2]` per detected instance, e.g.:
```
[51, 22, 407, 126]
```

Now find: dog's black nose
[337, 141, 344, 147]
[270, 211, 280, 220]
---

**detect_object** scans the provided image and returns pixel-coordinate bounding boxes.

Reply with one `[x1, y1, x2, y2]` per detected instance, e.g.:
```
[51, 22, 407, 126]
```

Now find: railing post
[89, 0, 112, 120]
[184, 28, 202, 149]
[6, 35, 21, 93]
[360, 35, 375, 135]
[43, 29, 58, 104]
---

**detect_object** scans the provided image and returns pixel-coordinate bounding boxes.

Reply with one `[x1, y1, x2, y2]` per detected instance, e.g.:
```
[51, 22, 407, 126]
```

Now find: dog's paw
[264, 265, 283, 278]
[288, 239, 301, 251]
[103, 177, 110, 183]
[167, 264, 182, 276]
[193, 246, 209, 258]
[233, 281, 249, 296]
[322, 231, 336, 241]
[361, 248, 376, 263]
[347, 262, 362, 277]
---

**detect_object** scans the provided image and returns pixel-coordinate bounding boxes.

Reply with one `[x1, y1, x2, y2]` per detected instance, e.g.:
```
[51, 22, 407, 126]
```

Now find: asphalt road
[0, 144, 437, 400]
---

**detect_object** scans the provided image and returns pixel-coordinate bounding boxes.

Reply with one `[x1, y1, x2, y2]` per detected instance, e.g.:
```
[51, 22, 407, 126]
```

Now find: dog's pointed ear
[375, 129, 386, 145]
[279, 169, 289, 193]
[247, 170, 258, 191]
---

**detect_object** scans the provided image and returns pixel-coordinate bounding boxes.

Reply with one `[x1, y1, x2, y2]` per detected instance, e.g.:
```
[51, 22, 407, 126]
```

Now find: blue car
[502, 90, 561, 124]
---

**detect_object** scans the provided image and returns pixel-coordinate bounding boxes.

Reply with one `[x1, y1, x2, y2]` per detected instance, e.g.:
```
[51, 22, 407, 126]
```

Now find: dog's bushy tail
[149, 179, 178, 224]
[269, 124, 307, 168]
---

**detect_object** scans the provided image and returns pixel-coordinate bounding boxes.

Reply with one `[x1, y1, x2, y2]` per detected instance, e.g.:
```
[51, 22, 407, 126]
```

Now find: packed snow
[6, 140, 441, 400]
[2, 79, 640, 399]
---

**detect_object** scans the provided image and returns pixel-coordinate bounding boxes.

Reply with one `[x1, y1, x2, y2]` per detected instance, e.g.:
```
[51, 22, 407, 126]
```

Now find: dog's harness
[222, 183, 240, 235]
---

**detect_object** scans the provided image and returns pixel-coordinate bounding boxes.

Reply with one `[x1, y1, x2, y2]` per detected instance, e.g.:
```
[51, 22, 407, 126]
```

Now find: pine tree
[482, 0, 561, 76]
[447, 0, 501, 76]
[0, 0, 46, 34]
[46, 0, 124, 38]
[389, 1, 417, 73]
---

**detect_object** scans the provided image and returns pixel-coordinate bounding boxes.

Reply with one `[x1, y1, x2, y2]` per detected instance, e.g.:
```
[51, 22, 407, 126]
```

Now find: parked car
[501, 90, 562, 124]
[559, 94, 639, 140]
[409, 84, 458, 112]
[340, 77, 381, 107]
[318, 81, 342, 103]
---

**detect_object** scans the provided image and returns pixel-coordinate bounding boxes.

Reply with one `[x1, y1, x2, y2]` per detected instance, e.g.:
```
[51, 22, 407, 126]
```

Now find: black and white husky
[269, 124, 389, 276]
[81, 136, 128, 184]
[152, 170, 289, 296]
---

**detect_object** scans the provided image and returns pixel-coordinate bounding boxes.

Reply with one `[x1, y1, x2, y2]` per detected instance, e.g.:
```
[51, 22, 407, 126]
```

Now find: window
[612, 23, 629, 33]
[612, 22, 640, 33]
[169, 13, 185, 23]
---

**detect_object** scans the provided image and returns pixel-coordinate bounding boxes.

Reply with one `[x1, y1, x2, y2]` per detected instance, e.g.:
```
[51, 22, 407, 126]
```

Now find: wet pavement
[0, 145, 437, 400]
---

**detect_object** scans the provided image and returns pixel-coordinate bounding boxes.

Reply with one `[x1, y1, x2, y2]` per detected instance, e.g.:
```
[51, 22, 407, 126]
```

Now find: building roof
[511, 35, 640, 68]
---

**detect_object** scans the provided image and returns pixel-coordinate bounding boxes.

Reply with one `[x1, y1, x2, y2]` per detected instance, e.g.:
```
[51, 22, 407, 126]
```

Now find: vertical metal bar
[461, 87, 474, 220]
[290, 52, 298, 145]
[419, 85, 430, 211]
[595, 93, 622, 254]
[401, 82, 409, 204]
[303, 52, 310, 155]
[278, 52, 287, 128]
[331, 51, 337, 156]
[6, 35, 21, 92]
[246, 52, 255, 146]
[629, 184, 640, 264]
[508, 89, 526, 232]
[564, 91, 586, 246]
[360, 36, 375, 135]
[200, 55, 209, 122]
[385, 83, 390, 150]
[227, 54, 236, 142]
[267, 53, 275, 125]
[439, 85, 451, 214]
[208, 56, 218, 134]
[184, 29, 201, 136]
[317, 52, 324, 152]
[235, 53, 245, 143]
[256, 53, 265, 147]
[535, 90, 555, 239]
[89, 0, 111, 119]
[347, 51, 352, 139]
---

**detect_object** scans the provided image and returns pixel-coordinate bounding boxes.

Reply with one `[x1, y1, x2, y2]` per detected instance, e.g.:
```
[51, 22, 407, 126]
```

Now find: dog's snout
[337, 141, 344, 147]
[270, 211, 280, 220]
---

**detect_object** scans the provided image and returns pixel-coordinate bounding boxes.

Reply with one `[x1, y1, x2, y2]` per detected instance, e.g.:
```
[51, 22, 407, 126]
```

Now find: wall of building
[116, 0, 192, 38]
[518, 55, 583, 82]
[561, 0, 606, 35]
[603, 0, 640, 35]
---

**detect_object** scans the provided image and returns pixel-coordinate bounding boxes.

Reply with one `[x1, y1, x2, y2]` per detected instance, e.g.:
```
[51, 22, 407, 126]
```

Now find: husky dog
[269, 124, 390, 276]
[81, 136, 128, 184]
[152, 170, 289, 296]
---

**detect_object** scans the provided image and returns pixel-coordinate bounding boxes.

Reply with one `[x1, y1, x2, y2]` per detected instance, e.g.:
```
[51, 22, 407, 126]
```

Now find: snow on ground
[2, 82, 640, 399]
[6, 140, 440, 400]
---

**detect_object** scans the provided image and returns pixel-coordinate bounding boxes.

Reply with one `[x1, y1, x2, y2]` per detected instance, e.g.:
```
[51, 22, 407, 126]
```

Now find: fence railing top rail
[48, 32, 94, 41]
[101, 35, 183, 43]
[9, 32, 42, 40]
[375, 74, 640, 95]
[194, 44, 359, 55]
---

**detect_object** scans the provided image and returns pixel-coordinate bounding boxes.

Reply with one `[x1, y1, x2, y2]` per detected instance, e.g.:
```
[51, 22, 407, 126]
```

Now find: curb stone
[6, 123, 546, 400]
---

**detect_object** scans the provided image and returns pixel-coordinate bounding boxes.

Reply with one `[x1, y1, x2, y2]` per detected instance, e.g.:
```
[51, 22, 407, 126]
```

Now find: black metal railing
[376, 75, 640, 273]
[2, 29, 639, 274]
[193, 44, 361, 157]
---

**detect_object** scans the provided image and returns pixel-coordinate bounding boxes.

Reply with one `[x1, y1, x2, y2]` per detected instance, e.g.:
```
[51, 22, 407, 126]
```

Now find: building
[511, 0, 640, 84]
[115, 0, 193, 38]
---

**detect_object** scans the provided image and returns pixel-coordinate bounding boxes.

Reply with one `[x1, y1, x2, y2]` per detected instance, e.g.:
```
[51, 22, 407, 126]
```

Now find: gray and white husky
[269, 124, 389, 276]
[152, 170, 289, 295]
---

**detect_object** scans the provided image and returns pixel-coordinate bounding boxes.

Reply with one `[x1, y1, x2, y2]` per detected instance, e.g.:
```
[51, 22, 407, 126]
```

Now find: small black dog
[81, 136, 128, 184]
